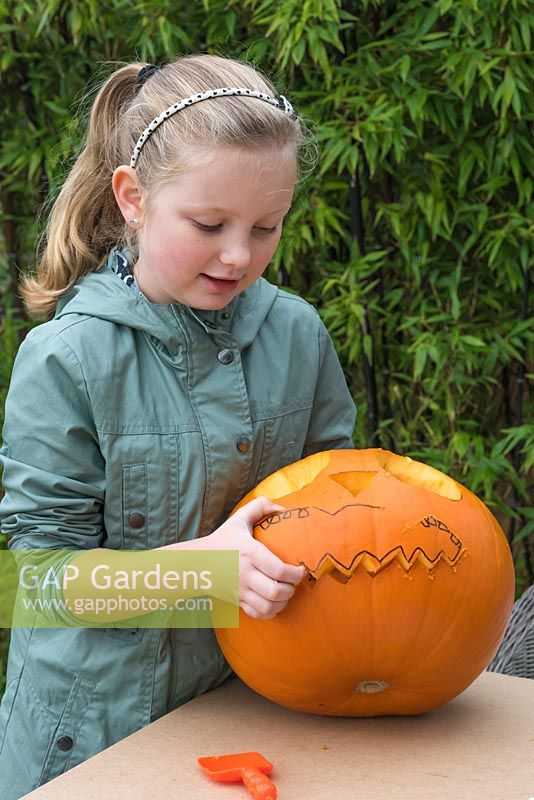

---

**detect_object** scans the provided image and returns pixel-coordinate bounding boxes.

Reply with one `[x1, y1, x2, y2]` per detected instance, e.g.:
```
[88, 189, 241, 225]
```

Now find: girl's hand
[206, 496, 306, 620]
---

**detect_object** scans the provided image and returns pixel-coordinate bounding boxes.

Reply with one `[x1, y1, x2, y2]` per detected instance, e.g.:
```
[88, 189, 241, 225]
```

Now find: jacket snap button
[128, 513, 145, 529]
[57, 735, 74, 751]
[236, 436, 251, 453]
[217, 348, 234, 365]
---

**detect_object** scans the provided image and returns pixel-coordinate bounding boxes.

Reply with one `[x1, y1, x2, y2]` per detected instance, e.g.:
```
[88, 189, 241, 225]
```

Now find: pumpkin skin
[216, 449, 515, 716]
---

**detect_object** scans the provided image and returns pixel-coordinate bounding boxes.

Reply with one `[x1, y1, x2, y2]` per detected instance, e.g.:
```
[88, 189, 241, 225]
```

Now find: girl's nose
[219, 237, 252, 270]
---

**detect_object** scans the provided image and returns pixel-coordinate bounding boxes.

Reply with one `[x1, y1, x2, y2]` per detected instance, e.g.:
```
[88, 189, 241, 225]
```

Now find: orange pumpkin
[216, 449, 515, 716]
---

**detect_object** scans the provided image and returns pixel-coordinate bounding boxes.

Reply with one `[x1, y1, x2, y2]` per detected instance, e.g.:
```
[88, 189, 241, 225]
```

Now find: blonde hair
[22, 54, 313, 318]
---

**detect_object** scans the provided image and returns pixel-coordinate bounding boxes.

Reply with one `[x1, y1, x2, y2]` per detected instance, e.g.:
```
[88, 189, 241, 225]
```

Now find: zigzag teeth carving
[308, 545, 464, 581]
[256, 506, 464, 580]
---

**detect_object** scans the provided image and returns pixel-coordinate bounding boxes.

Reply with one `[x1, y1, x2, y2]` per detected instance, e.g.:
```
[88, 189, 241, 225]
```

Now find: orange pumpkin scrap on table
[216, 449, 515, 716]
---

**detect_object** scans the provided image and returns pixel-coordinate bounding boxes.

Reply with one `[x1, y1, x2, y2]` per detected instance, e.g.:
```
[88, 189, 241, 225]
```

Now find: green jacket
[0, 248, 356, 798]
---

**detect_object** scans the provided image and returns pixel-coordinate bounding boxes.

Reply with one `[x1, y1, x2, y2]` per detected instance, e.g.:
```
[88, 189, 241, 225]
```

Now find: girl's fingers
[240, 601, 260, 619]
[240, 593, 288, 620]
[250, 539, 307, 585]
[229, 496, 308, 589]
[232, 496, 284, 527]
[240, 562, 303, 618]
[246, 569, 296, 603]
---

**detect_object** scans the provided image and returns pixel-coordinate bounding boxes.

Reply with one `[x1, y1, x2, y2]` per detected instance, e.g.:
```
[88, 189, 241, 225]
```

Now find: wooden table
[23, 671, 534, 800]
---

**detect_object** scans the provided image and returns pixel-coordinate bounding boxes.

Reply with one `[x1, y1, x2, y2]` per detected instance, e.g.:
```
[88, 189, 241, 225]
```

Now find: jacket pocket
[122, 462, 148, 549]
[0, 668, 95, 796]
[39, 673, 96, 785]
[254, 406, 311, 484]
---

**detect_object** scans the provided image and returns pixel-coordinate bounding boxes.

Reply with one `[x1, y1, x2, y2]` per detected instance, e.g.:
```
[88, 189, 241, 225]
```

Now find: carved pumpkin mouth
[257, 504, 463, 581]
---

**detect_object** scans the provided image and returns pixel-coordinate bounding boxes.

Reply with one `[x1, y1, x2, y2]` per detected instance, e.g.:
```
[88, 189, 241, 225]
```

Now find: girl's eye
[191, 221, 223, 232]
[191, 220, 278, 234]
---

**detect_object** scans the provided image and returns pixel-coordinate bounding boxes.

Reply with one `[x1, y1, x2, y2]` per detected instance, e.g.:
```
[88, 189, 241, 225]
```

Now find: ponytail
[20, 63, 143, 318]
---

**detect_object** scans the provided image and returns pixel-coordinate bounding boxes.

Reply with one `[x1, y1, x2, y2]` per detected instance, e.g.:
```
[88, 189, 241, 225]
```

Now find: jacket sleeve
[0, 328, 106, 552]
[302, 318, 357, 457]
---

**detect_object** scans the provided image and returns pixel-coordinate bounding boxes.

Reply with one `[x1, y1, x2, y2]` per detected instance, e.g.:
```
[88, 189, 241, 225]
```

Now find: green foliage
[267, 0, 534, 594]
[0, 0, 533, 694]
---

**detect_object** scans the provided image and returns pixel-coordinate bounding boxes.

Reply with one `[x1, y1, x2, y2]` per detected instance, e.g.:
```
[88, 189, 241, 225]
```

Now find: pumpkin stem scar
[356, 680, 389, 694]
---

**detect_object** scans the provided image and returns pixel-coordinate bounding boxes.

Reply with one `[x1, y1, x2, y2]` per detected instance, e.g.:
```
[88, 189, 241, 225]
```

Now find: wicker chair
[486, 585, 534, 679]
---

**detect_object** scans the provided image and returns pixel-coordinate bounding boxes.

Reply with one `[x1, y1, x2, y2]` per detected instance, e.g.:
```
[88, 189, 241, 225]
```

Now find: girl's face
[134, 146, 297, 309]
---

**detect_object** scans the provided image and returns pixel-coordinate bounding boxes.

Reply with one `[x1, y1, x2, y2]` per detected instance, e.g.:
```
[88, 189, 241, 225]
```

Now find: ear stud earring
[129, 217, 140, 226]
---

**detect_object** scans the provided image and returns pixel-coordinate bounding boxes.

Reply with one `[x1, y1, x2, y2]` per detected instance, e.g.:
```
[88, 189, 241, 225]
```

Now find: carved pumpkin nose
[216, 448, 515, 717]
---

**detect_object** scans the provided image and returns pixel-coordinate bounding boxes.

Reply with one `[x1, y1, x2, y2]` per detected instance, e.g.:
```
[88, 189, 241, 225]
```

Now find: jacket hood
[54, 247, 279, 352]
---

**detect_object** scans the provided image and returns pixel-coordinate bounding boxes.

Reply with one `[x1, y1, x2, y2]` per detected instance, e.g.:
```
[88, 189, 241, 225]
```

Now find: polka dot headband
[130, 85, 298, 169]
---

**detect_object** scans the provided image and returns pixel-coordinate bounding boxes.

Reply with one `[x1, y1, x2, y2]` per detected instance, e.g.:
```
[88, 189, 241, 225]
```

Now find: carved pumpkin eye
[216, 448, 515, 717]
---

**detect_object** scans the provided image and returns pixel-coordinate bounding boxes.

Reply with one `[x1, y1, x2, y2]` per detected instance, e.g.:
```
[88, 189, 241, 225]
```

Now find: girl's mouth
[200, 274, 240, 293]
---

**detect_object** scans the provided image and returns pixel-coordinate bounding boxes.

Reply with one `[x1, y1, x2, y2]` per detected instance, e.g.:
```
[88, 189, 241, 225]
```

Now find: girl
[0, 54, 356, 797]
